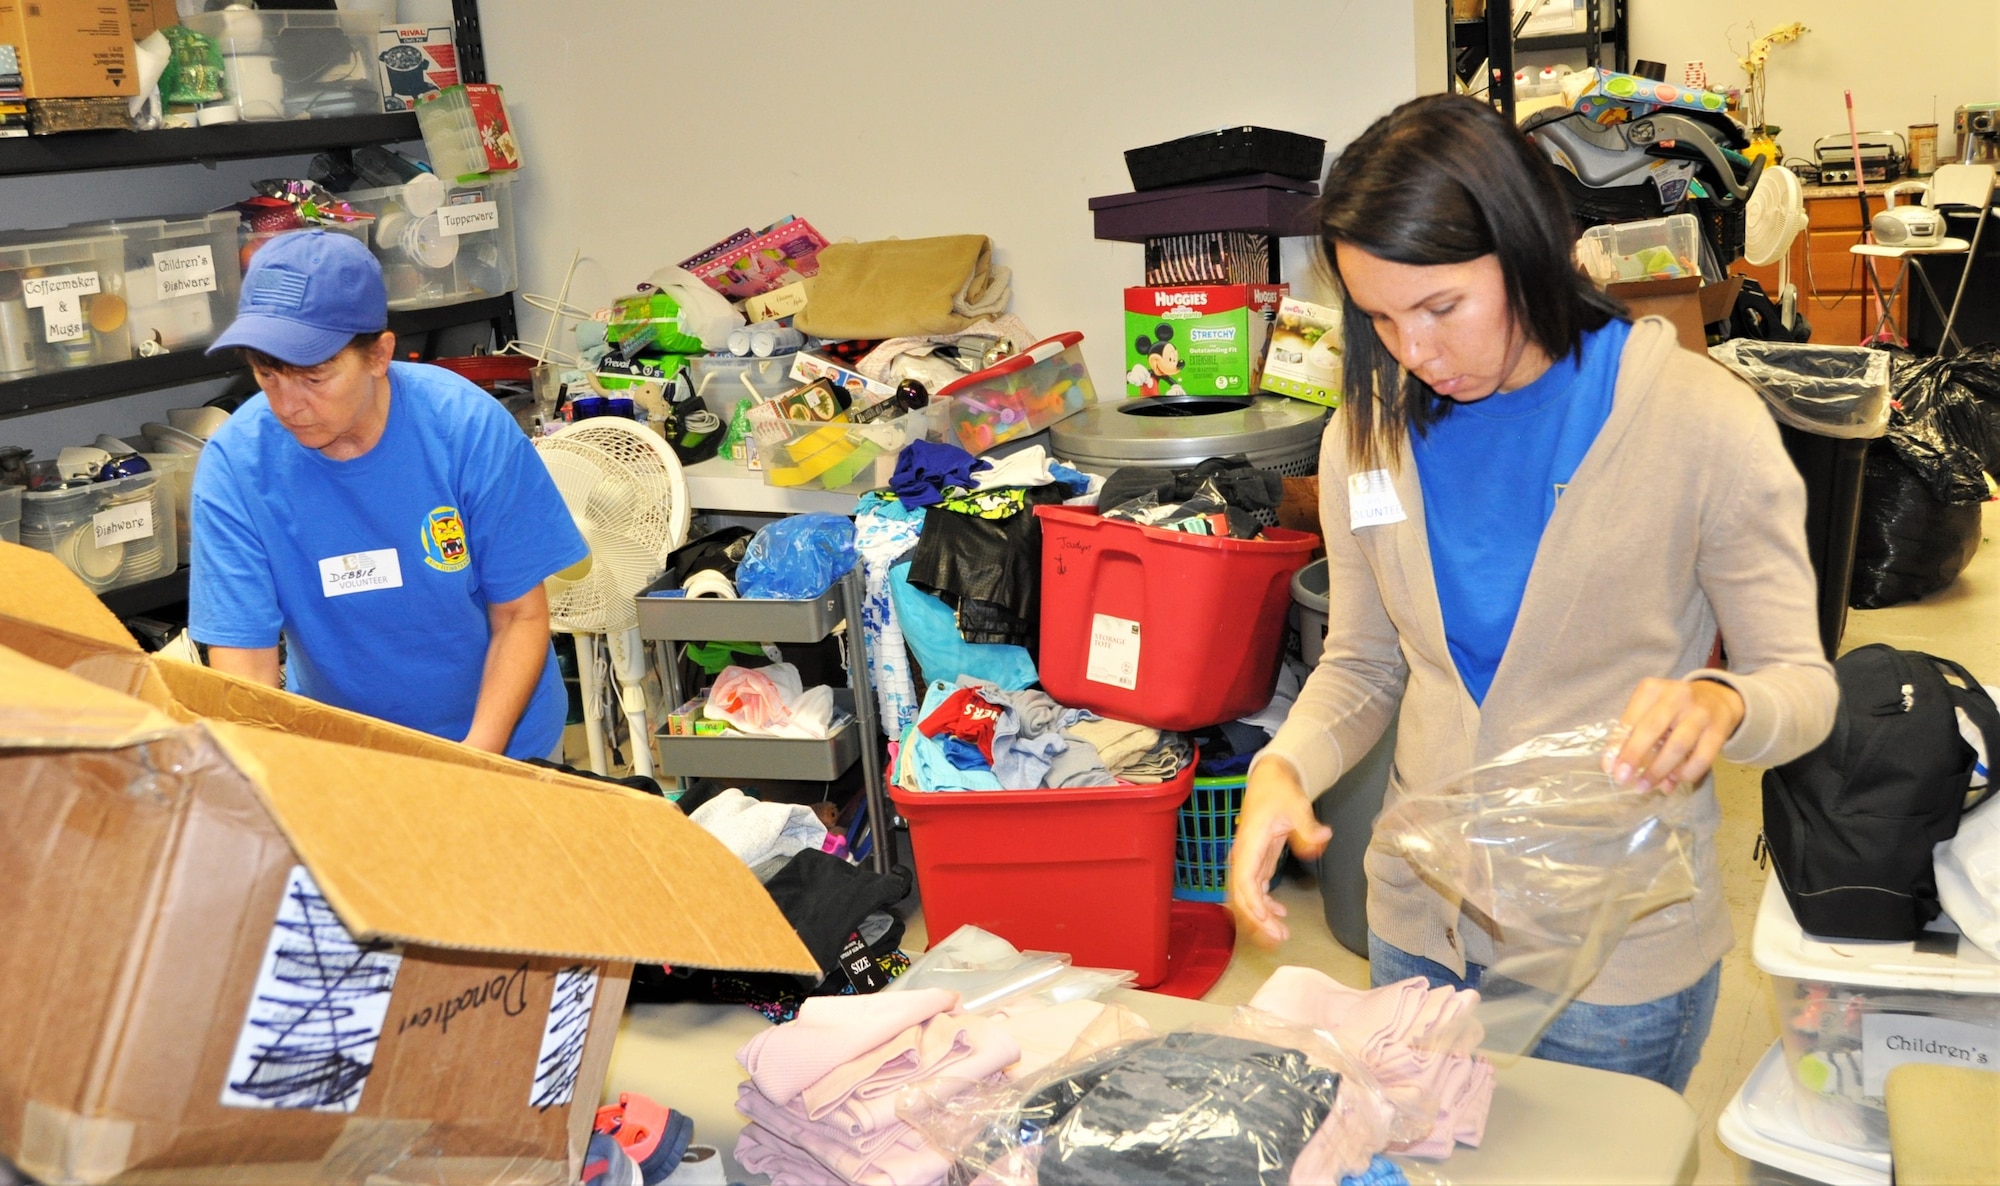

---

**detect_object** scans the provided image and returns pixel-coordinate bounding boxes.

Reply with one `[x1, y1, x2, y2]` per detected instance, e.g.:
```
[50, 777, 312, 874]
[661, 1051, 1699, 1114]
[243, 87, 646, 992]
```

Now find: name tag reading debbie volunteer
[319, 549, 403, 598]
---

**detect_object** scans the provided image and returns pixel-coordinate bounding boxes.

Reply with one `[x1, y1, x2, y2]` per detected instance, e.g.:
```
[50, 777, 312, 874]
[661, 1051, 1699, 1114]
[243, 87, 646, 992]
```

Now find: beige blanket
[795, 234, 1010, 340]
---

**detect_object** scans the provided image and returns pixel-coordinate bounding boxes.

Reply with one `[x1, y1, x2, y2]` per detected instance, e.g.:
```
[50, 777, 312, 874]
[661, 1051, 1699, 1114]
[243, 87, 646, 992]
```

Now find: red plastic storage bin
[1034, 505, 1317, 731]
[889, 761, 1194, 988]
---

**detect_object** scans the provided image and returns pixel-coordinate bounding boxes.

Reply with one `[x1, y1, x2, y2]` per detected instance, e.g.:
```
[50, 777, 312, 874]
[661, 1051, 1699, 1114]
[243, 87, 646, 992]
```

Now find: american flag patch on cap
[247, 268, 310, 311]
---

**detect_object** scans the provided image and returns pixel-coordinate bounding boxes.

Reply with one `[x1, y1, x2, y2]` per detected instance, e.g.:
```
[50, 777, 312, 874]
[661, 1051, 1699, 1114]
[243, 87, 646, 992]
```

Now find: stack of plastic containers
[20, 475, 177, 593]
[86, 213, 243, 355]
[183, 9, 384, 122]
[341, 174, 517, 310]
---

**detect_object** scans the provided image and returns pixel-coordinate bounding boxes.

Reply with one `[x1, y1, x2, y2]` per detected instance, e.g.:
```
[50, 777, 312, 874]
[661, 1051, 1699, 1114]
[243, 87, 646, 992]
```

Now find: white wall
[1627, 1, 2000, 161]
[481, 0, 1438, 390]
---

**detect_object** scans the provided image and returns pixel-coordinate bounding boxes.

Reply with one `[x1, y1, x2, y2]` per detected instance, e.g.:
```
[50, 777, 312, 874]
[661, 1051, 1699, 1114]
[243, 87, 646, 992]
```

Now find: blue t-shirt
[189, 361, 589, 758]
[1410, 319, 1630, 704]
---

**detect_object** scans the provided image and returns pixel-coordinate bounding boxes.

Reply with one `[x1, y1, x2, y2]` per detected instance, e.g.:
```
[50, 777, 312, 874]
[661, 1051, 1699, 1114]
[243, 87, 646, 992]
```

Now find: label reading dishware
[1859, 1013, 2000, 1095]
[529, 966, 599, 1111]
[319, 548, 403, 598]
[1348, 470, 1407, 530]
[221, 865, 403, 1112]
[1085, 613, 1142, 690]
[92, 501, 155, 547]
[154, 245, 218, 298]
[436, 201, 500, 236]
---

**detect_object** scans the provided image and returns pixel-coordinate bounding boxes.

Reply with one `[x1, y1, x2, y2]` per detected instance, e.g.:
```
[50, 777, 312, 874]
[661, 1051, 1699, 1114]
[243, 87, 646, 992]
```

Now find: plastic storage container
[1754, 874, 2000, 1157]
[0, 229, 131, 377]
[1034, 505, 1318, 732]
[20, 474, 178, 594]
[1577, 212, 1702, 284]
[1124, 126, 1326, 192]
[85, 213, 243, 355]
[1291, 557, 1329, 666]
[1174, 775, 1250, 903]
[1717, 1041, 1889, 1186]
[184, 10, 384, 122]
[686, 354, 803, 419]
[413, 83, 520, 181]
[888, 759, 1195, 988]
[341, 174, 516, 310]
[141, 453, 195, 554]
[930, 332, 1096, 456]
[757, 408, 932, 494]
[0, 486, 19, 545]
[239, 221, 372, 274]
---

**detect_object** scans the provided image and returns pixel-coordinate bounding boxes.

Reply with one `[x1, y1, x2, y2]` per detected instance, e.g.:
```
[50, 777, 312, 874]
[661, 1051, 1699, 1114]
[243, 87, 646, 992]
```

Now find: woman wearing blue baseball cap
[189, 230, 587, 759]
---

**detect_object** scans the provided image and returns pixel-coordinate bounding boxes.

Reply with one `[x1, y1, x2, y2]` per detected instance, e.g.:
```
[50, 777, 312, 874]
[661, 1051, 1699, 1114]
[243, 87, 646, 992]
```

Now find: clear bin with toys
[1576, 212, 1702, 285]
[929, 331, 1097, 456]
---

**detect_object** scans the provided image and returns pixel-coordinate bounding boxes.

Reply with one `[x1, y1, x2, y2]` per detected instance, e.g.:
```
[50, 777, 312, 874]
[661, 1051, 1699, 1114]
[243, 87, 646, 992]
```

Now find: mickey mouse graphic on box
[376, 26, 458, 113]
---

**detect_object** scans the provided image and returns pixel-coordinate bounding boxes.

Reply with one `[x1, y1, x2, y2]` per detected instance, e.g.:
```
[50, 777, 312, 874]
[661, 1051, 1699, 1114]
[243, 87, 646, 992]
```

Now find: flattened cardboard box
[0, 544, 815, 1185]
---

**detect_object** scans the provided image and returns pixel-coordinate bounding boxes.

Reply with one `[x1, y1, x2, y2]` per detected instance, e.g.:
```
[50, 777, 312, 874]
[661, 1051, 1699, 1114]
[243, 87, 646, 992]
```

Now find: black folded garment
[1099, 456, 1284, 539]
[905, 485, 1064, 648]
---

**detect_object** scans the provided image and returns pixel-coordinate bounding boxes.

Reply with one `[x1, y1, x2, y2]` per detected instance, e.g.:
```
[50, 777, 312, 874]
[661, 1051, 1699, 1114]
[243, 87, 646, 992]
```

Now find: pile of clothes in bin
[896, 678, 1192, 793]
[1098, 456, 1285, 539]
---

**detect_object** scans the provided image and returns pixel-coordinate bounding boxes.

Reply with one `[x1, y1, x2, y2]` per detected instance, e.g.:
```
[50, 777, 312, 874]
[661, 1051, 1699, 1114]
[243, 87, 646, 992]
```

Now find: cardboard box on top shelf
[0, 0, 136, 98]
[126, 0, 176, 42]
[0, 543, 815, 1186]
[1605, 274, 1745, 353]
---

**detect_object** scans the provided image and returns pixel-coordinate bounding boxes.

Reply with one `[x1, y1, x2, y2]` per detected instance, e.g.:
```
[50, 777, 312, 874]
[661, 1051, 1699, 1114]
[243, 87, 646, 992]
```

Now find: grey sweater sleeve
[1254, 434, 1407, 794]
[1687, 387, 1839, 766]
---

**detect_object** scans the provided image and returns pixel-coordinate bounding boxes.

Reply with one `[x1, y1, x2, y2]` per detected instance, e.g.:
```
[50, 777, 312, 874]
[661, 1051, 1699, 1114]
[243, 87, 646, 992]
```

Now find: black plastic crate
[1125, 126, 1326, 192]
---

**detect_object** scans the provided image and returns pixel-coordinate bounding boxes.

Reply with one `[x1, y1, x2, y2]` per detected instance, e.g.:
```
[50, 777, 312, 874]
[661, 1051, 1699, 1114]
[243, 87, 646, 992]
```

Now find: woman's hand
[1604, 677, 1746, 793]
[1228, 759, 1333, 947]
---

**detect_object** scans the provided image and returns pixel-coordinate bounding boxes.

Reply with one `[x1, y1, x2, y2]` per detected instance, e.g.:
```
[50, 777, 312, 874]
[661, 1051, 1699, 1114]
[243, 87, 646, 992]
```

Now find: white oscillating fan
[1745, 164, 1810, 330]
[535, 418, 690, 776]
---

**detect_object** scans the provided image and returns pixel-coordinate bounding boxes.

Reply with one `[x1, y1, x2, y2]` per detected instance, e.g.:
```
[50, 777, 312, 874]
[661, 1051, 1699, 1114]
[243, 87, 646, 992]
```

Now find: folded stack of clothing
[896, 678, 1190, 792]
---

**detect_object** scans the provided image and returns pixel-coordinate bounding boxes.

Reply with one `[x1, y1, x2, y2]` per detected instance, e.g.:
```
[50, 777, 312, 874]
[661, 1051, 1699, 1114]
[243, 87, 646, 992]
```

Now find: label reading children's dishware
[529, 965, 599, 1111]
[92, 500, 154, 547]
[1859, 1013, 2000, 1095]
[1085, 613, 1142, 690]
[436, 200, 499, 236]
[319, 548, 403, 598]
[154, 245, 218, 298]
[1348, 470, 1407, 530]
[221, 865, 403, 1112]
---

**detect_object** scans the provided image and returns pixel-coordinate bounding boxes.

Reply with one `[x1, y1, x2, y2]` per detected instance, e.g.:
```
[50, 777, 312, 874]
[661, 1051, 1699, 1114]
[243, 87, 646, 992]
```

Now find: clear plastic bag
[1709, 340, 1893, 440]
[886, 925, 1135, 1013]
[734, 513, 858, 599]
[1369, 722, 1700, 1058]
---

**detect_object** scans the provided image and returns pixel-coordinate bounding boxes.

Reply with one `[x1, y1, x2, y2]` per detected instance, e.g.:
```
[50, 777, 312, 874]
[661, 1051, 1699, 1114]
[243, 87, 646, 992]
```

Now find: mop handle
[1846, 91, 1875, 240]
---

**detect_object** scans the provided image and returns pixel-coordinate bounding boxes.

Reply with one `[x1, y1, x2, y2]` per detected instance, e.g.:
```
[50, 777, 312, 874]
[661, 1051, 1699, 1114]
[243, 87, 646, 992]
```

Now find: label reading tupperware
[436, 201, 499, 236]
[1860, 1013, 2000, 1095]
[221, 866, 403, 1112]
[529, 965, 599, 1110]
[21, 272, 100, 309]
[155, 245, 218, 298]
[1085, 613, 1141, 690]
[92, 501, 154, 547]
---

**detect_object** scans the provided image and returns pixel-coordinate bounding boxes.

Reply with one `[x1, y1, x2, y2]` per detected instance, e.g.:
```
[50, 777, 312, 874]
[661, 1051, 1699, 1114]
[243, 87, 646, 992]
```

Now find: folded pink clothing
[826, 1070, 1007, 1139]
[737, 1083, 951, 1185]
[737, 1123, 951, 1186]
[738, 988, 959, 1106]
[800, 1011, 1021, 1123]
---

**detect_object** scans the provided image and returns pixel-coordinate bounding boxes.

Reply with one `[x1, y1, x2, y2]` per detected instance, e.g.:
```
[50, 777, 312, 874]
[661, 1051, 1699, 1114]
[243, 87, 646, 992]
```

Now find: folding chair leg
[1909, 259, 1963, 355]
[1941, 201, 1991, 353]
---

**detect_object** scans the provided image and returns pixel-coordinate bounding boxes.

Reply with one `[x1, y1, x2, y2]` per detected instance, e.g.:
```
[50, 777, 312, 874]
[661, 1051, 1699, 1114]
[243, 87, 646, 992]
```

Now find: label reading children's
[1085, 613, 1141, 690]
[155, 245, 218, 298]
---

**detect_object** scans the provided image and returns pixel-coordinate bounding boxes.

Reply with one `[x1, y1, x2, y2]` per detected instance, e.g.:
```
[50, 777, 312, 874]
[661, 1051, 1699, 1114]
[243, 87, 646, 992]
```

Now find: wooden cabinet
[1732, 185, 1909, 345]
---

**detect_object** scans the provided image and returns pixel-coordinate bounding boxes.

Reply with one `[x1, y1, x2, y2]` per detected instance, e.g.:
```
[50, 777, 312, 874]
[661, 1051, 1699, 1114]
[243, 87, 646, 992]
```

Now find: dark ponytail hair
[1314, 93, 1625, 469]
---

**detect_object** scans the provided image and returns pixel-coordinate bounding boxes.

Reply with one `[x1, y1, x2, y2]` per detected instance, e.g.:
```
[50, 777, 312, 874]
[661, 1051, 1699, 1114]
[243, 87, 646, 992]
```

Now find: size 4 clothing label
[93, 501, 154, 547]
[1860, 1012, 2000, 1095]
[319, 548, 403, 598]
[1349, 469, 1407, 530]
[154, 245, 218, 298]
[437, 201, 499, 236]
[1085, 613, 1141, 690]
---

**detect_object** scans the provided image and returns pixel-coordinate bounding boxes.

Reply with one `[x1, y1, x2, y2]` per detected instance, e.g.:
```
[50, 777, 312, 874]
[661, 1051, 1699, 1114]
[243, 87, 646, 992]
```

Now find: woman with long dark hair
[1227, 94, 1836, 1091]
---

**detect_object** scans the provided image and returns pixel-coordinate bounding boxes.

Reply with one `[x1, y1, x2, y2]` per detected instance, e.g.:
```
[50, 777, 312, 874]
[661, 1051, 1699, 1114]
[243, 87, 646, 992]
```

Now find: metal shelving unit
[0, 114, 421, 177]
[637, 565, 895, 874]
[1451, 0, 1629, 123]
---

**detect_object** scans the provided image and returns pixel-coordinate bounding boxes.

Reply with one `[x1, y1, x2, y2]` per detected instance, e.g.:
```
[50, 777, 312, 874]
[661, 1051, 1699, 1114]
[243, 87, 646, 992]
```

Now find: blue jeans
[1367, 932, 1720, 1093]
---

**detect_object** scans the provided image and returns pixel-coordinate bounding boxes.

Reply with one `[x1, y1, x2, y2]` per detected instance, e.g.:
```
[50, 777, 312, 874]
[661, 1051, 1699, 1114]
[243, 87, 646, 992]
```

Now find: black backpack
[1760, 644, 2000, 940]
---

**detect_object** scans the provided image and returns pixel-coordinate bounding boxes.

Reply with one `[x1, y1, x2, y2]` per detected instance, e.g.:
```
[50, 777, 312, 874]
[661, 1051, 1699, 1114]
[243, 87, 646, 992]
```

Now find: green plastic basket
[1174, 774, 1254, 903]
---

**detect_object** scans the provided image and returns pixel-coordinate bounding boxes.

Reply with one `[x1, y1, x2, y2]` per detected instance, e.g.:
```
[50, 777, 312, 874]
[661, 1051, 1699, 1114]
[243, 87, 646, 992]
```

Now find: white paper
[221, 865, 403, 1112]
[318, 548, 403, 598]
[21, 271, 100, 309]
[1085, 613, 1142, 690]
[529, 966, 600, 1110]
[1860, 1012, 2000, 1096]
[154, 245, 218, 298]
[42, 294, 86, 343]
[92, 501, 155, 547]
[1348, 469, 1407, 530]
[436, 201, 500, 236]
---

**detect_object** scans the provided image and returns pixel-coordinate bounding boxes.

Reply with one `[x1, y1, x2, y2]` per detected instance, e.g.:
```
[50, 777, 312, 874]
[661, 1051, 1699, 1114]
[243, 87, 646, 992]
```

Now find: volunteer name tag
[319, 549, 402, 598]
[1349, 469, 1407, 530]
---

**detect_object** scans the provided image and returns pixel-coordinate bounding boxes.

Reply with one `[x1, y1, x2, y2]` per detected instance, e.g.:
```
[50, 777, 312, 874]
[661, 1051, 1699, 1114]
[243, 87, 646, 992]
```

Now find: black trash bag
[1850, 443, 1985, 609]
[1880, 351, 1995, 506]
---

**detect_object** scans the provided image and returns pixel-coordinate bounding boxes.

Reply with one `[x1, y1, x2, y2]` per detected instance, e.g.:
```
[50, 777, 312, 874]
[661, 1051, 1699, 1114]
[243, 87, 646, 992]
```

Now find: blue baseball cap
[208, 230, 389, 366]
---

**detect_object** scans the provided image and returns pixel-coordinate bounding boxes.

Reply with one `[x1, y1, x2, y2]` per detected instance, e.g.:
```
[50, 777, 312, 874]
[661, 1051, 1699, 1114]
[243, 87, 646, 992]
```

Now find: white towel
[971, 445, 1057, 491]
[689, 788, 828, 868]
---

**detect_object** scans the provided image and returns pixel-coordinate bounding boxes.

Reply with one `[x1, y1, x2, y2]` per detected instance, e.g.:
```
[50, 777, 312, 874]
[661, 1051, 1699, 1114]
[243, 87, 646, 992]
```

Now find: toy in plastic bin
[931, 331, 1096, 456]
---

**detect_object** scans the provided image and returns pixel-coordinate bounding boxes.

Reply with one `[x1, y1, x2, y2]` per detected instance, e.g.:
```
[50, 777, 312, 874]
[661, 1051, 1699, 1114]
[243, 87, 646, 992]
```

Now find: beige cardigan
[1260, 317, 1838, 1005]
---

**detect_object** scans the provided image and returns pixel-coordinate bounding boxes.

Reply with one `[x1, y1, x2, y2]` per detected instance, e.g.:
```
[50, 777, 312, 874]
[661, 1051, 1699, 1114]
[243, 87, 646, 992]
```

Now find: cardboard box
[0, 544, 813, 1186]
[1606, 274, 1744, 353]
[376, 24, 457, 113]
[126, 0, 176, 41]
[1259, 296, 1342, 408]
[1124, 283, 1285, 398]
[0, 1, 135, 98]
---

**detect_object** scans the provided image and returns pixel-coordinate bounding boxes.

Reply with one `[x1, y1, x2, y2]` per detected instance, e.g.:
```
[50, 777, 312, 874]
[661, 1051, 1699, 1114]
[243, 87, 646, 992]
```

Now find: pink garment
[799, 1011, 1022, 1133]
[736, 1083, 953, 1186]
[738, 988, 958, 1105]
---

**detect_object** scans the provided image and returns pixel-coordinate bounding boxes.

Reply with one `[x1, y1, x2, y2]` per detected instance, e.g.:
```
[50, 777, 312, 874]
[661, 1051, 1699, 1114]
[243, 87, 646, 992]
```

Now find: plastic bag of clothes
[1369, 721, 1699, 1059]
[1850, 351, 1996, 608]
[735, 513, 858, 599]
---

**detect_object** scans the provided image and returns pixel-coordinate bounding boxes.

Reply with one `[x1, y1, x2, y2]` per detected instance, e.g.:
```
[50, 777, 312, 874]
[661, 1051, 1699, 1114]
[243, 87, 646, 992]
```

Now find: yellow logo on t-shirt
[421, 506, 470, 572]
